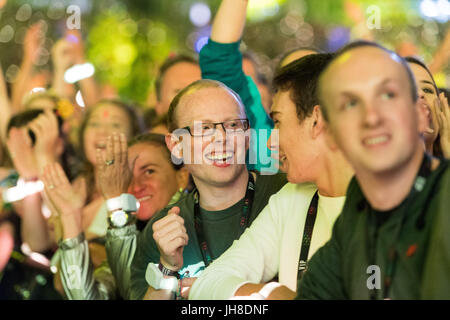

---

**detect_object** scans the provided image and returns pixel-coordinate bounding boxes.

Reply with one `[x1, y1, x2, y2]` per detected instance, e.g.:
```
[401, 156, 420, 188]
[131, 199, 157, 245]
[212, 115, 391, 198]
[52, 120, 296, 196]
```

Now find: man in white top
[188, 52, 354, 300]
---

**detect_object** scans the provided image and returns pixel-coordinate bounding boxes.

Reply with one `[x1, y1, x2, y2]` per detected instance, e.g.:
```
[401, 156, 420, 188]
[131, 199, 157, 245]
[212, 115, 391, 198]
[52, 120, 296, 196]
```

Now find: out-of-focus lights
[189, 3, 211, 27]
[41, 203, 52, 219]
[421, 0, 439, 17]
[2, 178, 44, 203]
[30, 87, 46, 94]
[75, 90, 85, 107]
[29, 252, 50, 267]
[195, 36, 209, 52]
[248, 0, 284, 21]
[437, 0, 450, 14]
[64, 63, 95, 84]
[420, 0, 450, 20]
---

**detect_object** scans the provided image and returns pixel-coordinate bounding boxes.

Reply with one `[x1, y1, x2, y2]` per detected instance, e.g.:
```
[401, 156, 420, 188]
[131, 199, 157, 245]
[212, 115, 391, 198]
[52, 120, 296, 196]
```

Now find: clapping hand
[6, 127, 39, 180]
[95, 132, 136, 199]
[436, 92, 450, 158]
[42, 163, 86, 239]
[28, 109, 60, 174]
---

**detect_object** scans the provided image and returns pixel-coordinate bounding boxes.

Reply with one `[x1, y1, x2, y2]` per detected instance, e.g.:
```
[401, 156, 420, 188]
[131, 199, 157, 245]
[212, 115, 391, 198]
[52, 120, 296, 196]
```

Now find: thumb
[167, 206, 181, 216]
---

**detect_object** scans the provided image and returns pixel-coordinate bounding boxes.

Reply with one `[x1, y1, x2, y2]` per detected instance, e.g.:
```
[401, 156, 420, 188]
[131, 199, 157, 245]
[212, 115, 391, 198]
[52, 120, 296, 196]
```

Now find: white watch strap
[258, 282, 282, 299]
[145, 263, 178, 292]
[106, 193, 138, 212]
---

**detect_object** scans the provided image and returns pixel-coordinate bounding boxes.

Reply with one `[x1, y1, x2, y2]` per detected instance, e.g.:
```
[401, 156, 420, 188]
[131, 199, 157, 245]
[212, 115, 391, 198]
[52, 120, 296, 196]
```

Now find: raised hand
[42, 163, 86, 239]
[152, 206, 188, 271]
[52, 38, 76, 73]
[28, 109, 60, 174]
[436, 92, 450, 158]
[6, 127, 39, 180]
[95, 132, 136, 199]
[23, 21, 45, 64]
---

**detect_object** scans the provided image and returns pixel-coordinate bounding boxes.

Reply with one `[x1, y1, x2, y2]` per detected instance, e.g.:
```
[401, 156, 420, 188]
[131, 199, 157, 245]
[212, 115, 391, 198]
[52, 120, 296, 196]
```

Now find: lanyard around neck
[297, 190, 319, 280]
[193, 173, 255, 267]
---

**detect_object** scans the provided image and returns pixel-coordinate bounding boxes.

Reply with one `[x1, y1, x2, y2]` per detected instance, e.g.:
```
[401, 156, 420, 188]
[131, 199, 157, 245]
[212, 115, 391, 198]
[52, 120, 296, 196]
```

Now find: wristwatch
[108, 209, 136, 228]
[106, 193, 138, 228]
[106, 193, 138, 212]
[145, 263, 179, 291]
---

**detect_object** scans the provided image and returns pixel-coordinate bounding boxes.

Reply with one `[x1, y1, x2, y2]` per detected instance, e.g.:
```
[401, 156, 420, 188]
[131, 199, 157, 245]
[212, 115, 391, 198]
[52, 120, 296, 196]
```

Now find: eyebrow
[420, 80, 435, 86]
[269, 110, 280, 119]
[339, 78, 397, 96]
[139, 162, 160, 171]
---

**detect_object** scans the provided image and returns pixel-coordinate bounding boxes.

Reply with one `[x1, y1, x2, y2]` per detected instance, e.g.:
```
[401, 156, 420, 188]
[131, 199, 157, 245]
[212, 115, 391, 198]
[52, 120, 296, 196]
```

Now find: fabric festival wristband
[106, 193, 138, 212]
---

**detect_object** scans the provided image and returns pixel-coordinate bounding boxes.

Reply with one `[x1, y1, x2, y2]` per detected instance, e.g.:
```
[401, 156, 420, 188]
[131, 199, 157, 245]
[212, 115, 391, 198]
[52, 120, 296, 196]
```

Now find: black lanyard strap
[297, 190, 319, 279]
[193, 172, 255, 267]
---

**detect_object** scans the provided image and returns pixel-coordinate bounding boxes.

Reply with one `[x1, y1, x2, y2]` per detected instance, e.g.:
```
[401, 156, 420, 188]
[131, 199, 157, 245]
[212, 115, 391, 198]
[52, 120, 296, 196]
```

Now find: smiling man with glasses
[129, 79, 287, 300]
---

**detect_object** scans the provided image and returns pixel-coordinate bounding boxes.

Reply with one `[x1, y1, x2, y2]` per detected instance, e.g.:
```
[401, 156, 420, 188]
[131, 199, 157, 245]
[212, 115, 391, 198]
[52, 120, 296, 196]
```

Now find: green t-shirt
[297, 158, 450, 299]
[130, 171, 287, 300]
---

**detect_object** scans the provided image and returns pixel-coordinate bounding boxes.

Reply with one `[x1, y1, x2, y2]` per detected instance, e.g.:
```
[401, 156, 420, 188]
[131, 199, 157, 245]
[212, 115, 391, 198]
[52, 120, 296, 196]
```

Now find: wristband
[59, 232, 85, 250]
[106, 193, 138, 212]
[258, 282, 282, 299]
[159, 262, 180, 279]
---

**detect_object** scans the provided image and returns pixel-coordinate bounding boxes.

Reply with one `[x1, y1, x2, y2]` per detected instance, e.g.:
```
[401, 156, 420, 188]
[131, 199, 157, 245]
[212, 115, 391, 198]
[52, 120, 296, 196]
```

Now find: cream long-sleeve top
[189, 182, 346, 300]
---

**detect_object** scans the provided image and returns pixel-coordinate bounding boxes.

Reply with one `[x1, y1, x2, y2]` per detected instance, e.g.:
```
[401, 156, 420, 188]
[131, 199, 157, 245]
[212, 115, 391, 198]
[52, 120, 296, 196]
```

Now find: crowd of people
[0, 0, 449, 300]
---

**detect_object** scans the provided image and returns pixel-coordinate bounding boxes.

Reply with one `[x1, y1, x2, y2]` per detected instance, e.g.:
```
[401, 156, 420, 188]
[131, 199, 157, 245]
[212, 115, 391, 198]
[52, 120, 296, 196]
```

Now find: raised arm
[42, 162, 114, 300]
[0, 63, 11, 144]
[201, 0, 275, 173]
[210, 0, 248, 43]
[96, 132, 139, 299]
[11, 22, 44, 113]
[429, 29, 450, 74]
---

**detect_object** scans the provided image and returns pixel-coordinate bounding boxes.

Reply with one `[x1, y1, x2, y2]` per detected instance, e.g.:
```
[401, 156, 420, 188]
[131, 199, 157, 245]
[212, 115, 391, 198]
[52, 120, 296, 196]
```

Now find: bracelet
[59, 232, 85, 250]
[258, 282, 282, 299]
[159, 262, 180, 279]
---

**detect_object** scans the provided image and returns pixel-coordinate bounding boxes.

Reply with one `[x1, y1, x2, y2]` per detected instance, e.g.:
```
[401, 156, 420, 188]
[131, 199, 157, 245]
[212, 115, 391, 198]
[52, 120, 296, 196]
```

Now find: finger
[159, 236, 189, 256]
[48, 163, 63, 188]
[181, 277, 197, 288]
[152, 208, 183, 231]
[54, 162, 70, 187]
[96, 147, 105, 168]
[168, 206, 181, 216]
[119, 132, 127, 165]
[105, 135, 114, 163]
[157, 227, 189, 247]
[113, 133, 122, 164]
[153, 220, 187, 241]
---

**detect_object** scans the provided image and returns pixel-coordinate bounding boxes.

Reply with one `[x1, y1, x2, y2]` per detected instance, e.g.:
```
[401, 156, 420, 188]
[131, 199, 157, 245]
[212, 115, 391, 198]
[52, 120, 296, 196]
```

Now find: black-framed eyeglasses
[181, 119, 250, 137]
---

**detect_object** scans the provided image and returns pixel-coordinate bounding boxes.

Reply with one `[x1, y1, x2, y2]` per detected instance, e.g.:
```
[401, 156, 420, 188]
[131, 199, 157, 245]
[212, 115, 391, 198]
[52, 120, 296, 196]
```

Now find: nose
[267, 129, 279, 152]
[362, 103, 382, 128]
[211, 124, 226, 143]
[129, 177, 145, 194]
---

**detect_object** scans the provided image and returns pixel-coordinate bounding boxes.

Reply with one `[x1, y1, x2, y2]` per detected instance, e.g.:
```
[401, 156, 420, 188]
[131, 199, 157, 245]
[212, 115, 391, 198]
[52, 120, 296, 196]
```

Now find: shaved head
[318, 41, 417, 121]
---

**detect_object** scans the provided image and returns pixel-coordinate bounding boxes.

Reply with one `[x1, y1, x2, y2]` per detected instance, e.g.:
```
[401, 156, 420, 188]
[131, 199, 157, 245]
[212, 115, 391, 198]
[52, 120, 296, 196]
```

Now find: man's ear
[165, 133, 183, 160]
[311, 105, 325, 139]
[175, 167, 190, 190]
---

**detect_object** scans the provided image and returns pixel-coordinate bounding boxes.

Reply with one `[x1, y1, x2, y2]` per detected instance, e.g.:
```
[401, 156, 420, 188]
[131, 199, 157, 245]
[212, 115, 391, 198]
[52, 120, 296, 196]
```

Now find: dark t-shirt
[297, 158, 450, 299]
[130, 171, 287, 300]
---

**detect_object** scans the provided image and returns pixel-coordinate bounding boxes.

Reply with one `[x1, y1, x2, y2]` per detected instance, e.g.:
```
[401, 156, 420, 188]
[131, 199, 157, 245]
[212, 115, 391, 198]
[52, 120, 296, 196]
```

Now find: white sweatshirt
[189, 182, 346, 300]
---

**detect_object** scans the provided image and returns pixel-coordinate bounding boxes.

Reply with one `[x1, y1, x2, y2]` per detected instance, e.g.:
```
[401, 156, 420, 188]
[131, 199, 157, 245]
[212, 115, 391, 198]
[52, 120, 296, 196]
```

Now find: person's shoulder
[254, 171, 287, 191]
[147, 190, 196, 225]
